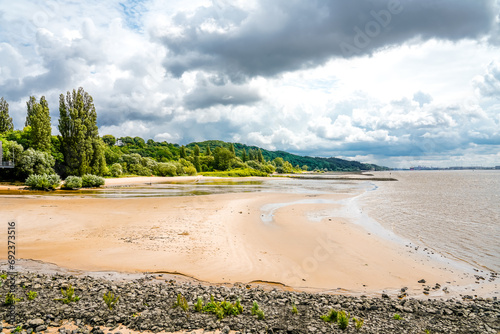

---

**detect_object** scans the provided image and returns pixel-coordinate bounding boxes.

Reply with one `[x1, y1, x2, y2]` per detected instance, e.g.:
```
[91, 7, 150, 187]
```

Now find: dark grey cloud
[183, 81, 261, 109]
[160, 0, 497, 81]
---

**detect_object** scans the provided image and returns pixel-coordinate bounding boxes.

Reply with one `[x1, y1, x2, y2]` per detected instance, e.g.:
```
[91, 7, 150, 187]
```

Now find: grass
[12, 326, 22, 333]
[337, 311, 350, 330]
[251, 301, 265, 320]
[27, 290, 38, 300]
[393, 313, 402, 320]
[173, 293, 189, 312]
[200, 168, 269, 177]
[353, 317, 364, 330]
[55, 284, 80, 304]
[4, 292, 21, 305]
[292, 303, 298, 315]
[103, 291, 119, 310]
[320, 309, 338, 323]
[199, 295, 243, 320]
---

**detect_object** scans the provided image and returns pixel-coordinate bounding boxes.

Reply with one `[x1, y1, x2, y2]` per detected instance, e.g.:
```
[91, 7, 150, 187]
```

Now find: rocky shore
[1, 272, 499, 334]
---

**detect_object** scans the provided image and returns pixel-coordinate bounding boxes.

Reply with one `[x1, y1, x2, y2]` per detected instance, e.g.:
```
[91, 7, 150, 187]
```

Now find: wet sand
[0, 177, 491, 298]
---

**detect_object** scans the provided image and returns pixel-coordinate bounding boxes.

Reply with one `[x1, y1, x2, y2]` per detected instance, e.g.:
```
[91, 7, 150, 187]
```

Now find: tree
[102, 135, 116, 146]
[0, 97, 14, 133]
[241, 148, 247, 162]
[213, 147, 233, 170]
[205, 145, 212, 156]
[17, 148, 55, 177]
[257, 149, 264, 163]
[229, 143, 235, 156]
[180, 145, 187, 159]
[58, 87, 105, 176]
[25, 96, 51, 152]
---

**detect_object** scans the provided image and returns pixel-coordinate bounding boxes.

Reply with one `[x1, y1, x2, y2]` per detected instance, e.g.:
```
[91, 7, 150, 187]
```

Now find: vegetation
[0, 97, 14, 133]
[63, 175, 83, 189]
[251, 301, 265, 320]
[320, 309, 339, 323]
[353, 317, 364, 330]
[4, 292, 21, 305]
[173, 293, 189, 312]
[393, 313, 402, 320]
[56, 284, 80, 304]
[27, 290, 38, 301]
[199, 295, 243, 320]
[103, 291, 119, 310]
[337, 310, 350, 330]
[81, 174, 105, 188]
[25, 174, 61, 190]
[0, 90, 388, 185]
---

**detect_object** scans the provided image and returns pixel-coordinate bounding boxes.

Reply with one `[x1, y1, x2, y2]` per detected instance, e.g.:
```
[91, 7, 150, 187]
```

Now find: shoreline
[0, 176, 497, 300]
[0, 269, 498, 334]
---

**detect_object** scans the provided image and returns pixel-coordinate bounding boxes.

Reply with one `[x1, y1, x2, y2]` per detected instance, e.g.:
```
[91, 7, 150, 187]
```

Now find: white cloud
[0, 0, 499, 168]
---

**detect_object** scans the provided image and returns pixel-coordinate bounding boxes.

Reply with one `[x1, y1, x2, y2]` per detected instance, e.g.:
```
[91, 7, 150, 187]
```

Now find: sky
[0, 0, 499, 168]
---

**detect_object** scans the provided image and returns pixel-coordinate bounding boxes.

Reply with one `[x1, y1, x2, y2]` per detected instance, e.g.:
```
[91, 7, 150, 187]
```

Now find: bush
[155, 162, 178, 176]
[25, 174, 61, 190]
[81, 174, 105, 188]
[200, 168, 268, 177]
[63, 176, 82, 189]
[183, 166, 197, 176]
[109, 163, 123, 177]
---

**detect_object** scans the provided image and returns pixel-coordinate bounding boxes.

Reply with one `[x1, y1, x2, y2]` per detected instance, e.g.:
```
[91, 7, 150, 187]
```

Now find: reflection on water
[0, 177, 365, 198]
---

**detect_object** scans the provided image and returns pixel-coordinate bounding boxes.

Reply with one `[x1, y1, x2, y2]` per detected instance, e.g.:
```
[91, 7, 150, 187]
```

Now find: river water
[360, 170, 500, 273]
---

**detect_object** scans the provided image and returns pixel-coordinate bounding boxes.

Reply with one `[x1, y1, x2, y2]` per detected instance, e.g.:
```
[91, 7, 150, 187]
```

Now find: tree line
[1, 87, 386, 183]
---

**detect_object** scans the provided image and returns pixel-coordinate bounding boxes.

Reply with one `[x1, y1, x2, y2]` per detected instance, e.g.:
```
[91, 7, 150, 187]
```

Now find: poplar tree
[58, 87, 105, 176]
[193, 145, 201, 172]
[241, 148, 247, 162]
[180, 145, 187, 159]
[205, 145, 212, 156]
[26, 96, 52, 152]
[0, 97, 14, 133]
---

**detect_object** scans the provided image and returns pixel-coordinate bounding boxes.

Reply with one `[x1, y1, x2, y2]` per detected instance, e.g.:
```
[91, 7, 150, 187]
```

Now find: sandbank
[0, 177, 491, 298]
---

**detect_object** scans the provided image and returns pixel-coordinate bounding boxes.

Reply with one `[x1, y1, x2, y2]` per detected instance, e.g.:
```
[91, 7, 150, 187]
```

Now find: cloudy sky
[1, 0, 499, 168]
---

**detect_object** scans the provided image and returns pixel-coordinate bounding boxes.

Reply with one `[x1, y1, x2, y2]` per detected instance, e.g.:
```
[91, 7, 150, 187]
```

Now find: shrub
[4, 292, 21, 305]
[56, 284, 80, 304]
[81, 174, 105, 188]
[251, 300, 265, 319]
[103, 291, 119, 310]
[173, 293, 189, 312]
[353, 317, 364, 330]
[201, 295, 243, 320]
[27, 291, 38, 301]
[393, 313, 401, 320]
[109, 163, 123, 177]
[63, 176, 82, 189]
[155, 162, 178, 176]
[194, 297, 204, 312]
[337, 311, 350, 330]
[183, 166, 197, 176]
[25, 174, 61, 190]
[320, 309, 338, 323]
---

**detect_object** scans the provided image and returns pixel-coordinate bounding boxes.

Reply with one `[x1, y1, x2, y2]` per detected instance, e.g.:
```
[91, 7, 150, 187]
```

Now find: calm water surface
[361, 170, 500, 272]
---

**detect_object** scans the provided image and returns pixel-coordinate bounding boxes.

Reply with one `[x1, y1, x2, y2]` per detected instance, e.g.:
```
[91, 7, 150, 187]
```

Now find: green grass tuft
[103, 291, 119, 310]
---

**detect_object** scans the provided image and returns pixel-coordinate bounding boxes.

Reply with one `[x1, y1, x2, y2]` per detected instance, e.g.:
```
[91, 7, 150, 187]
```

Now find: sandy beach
[0, 176, 491, 298]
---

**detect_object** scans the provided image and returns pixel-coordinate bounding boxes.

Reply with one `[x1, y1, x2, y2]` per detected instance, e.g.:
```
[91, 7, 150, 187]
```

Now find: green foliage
[201, 295, 243, 320]
[337, 311, 350, 330]
[0, 97, 13, 133]
[26, 96, 51, 152]
[17, 148, 56, 177]
[12, 326, 22, 333]
[58, 87, 105, 176]
[25, 174, 61, 190]
[63, 175, 82, 189]
[213, 147, 234, 170]
[103, 291, 119, 310]
[0, 274, 7, 279]
[4, 292, 21, 305]
[292, 303, 298, 315]
[173, 293, 189, 312]
[56, 284, 80, 304]
[194, 297, 203, 312]
[27, 290, 38, 300]
[353, 317, 364, 330]
[81, 174, 105, 188]
[321, 309, 338, 323]
[393, 313, 402, 320]
[200, 168, 268, 177]
[109, 163, 123, 177]
[102, 134, 116, 146]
